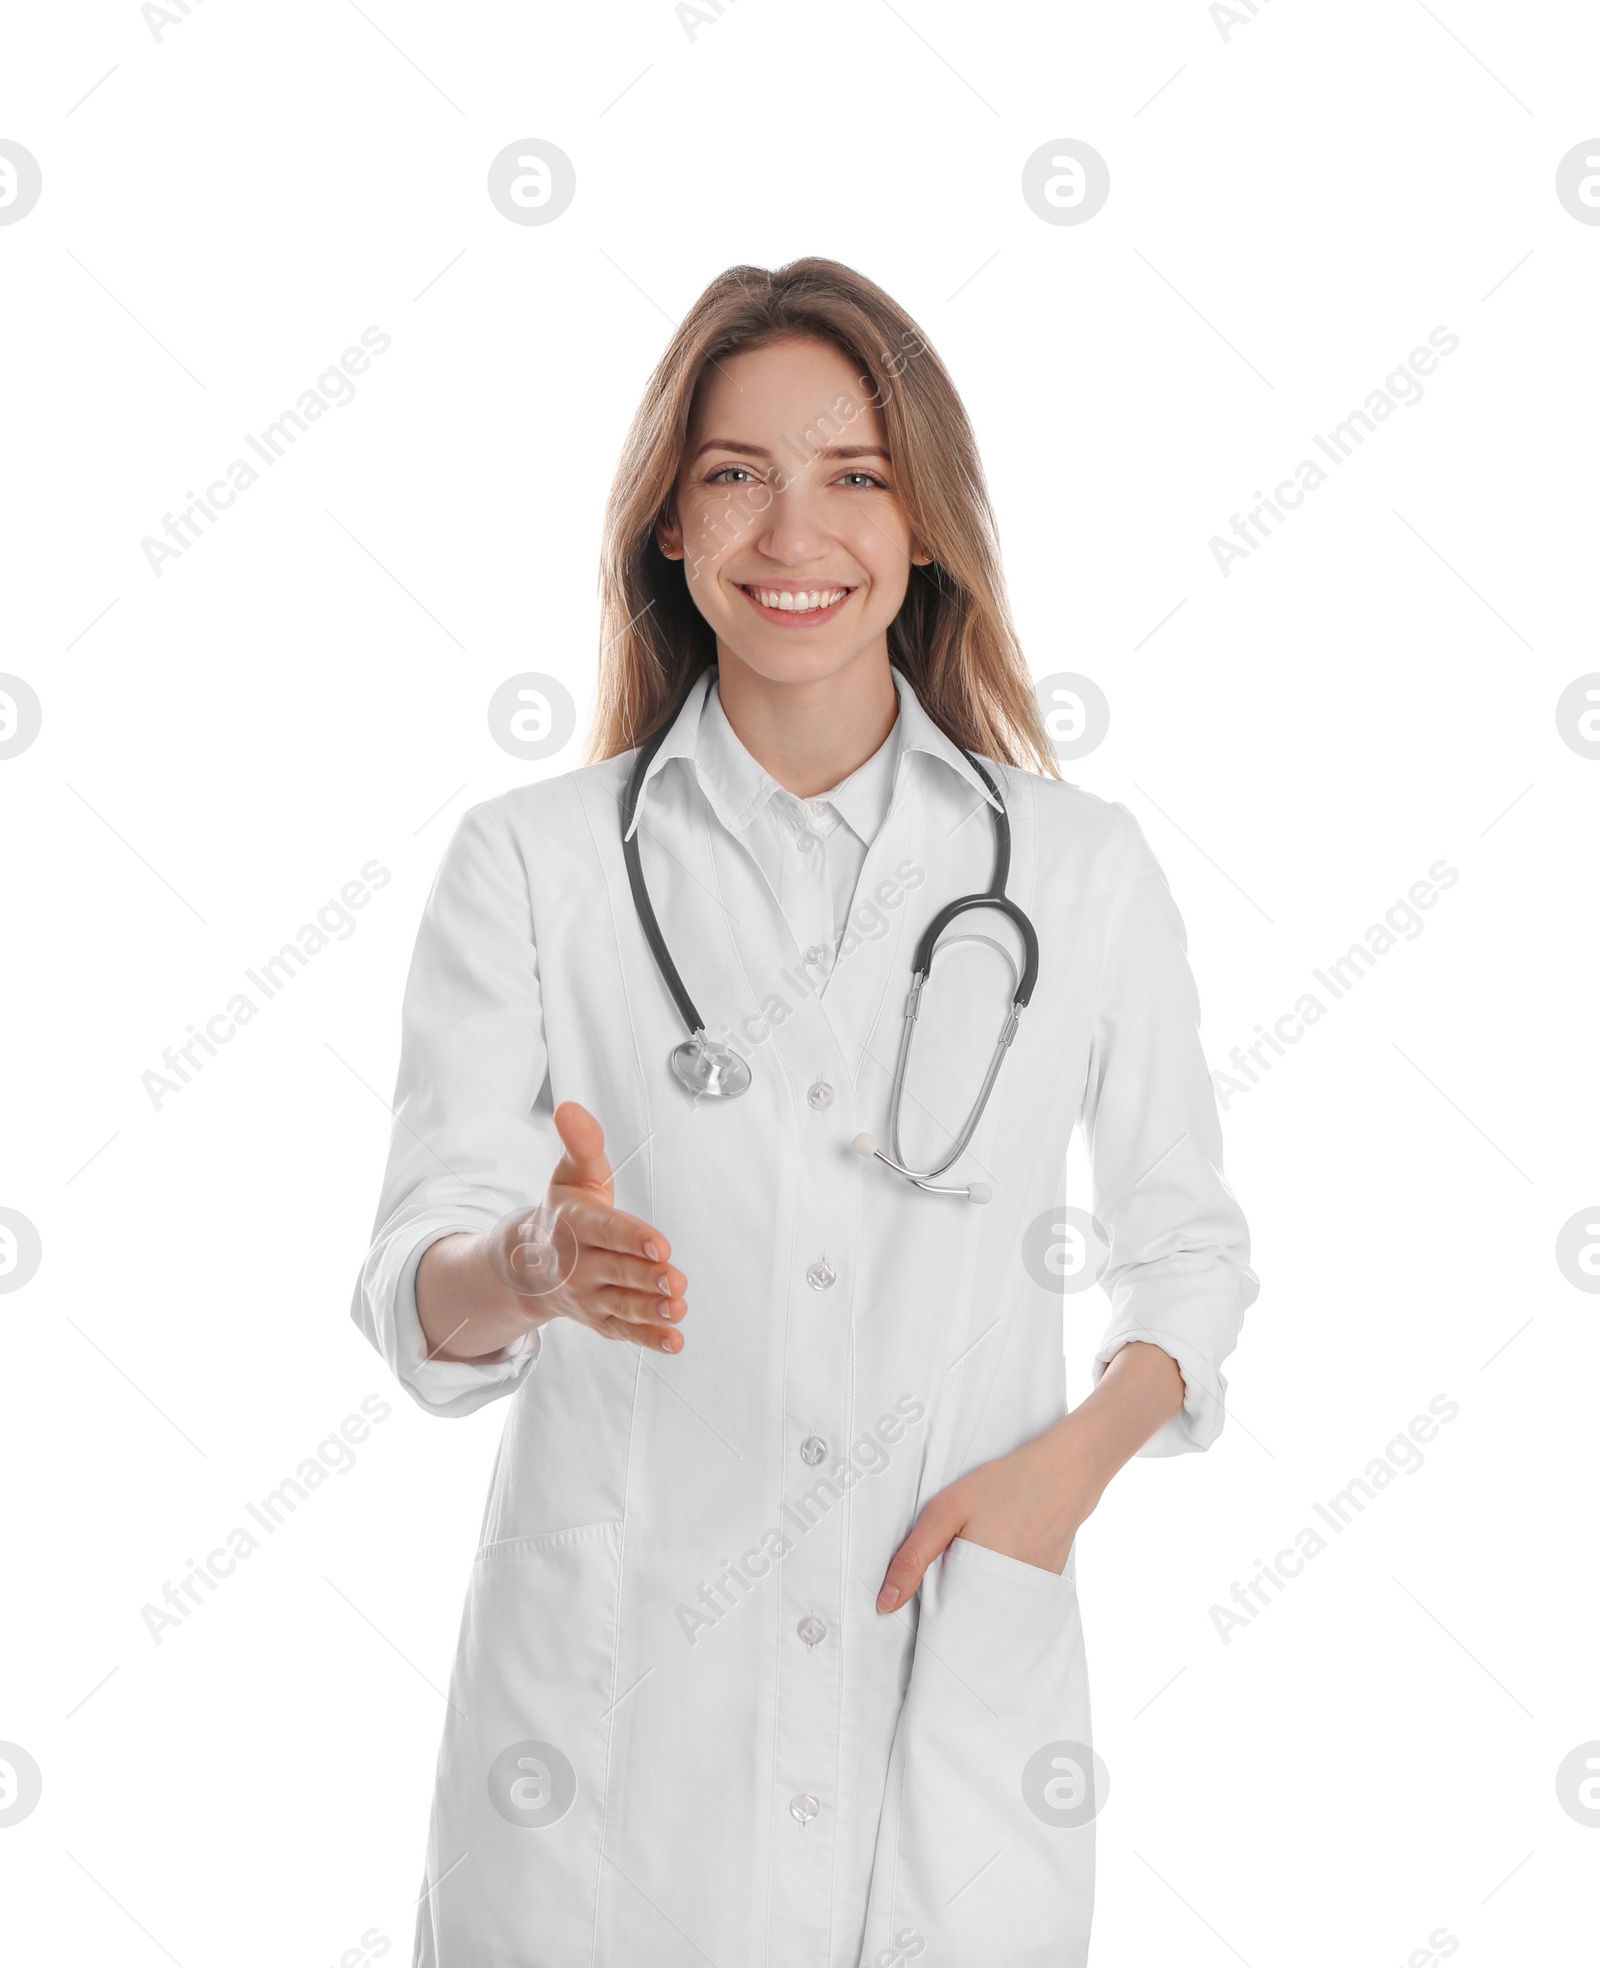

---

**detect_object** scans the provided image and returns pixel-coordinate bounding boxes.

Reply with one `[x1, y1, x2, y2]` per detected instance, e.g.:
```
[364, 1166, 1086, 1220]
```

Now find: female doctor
[352, 256, 1257, 1967]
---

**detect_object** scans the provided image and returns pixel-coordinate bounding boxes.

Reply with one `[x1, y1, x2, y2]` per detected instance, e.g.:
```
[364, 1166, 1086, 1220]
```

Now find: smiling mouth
[737, 583, 856, 619]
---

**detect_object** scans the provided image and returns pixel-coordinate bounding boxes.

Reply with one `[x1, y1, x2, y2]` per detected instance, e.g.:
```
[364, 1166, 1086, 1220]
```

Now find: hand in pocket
[876, 1420, 1098, 1610]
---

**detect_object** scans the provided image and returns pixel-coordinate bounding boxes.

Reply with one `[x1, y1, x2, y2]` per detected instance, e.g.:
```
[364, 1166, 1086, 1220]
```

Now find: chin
[715, 640, 873, 688]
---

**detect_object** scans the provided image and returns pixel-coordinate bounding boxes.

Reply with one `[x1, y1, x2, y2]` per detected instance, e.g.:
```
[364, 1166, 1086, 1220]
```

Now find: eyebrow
[688, 439, 891, 463]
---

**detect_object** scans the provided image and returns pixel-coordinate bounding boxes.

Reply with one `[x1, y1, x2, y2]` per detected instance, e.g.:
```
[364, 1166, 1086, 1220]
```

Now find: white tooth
[751, 586, 850, 610]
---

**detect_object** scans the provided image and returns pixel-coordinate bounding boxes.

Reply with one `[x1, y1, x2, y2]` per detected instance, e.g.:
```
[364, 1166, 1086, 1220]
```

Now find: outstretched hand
[506, 1101, 688, 1352]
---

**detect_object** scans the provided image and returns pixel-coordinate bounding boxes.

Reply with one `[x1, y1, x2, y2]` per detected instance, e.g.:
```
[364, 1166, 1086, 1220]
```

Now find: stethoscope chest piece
[670, 1033, 752, 1100]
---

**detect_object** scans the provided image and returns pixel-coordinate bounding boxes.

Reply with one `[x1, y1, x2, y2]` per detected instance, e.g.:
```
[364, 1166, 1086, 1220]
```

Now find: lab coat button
[796, 831, 817, 854]
[797, 1615, 827, 1648]
[800, 1435, 827, 1465]
[807, 1079, 834, 1110]
[805, 1258, 836, 1291]
[790, 1793, 820, 1826]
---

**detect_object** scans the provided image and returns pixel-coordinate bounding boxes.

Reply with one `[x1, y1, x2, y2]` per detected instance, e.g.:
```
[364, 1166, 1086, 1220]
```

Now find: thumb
[550, 1101, 612, 1201]
[877, 1494, 964, 1612]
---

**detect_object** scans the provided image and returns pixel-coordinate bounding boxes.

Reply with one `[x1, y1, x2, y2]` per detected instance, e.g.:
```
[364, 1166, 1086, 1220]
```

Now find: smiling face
[654, 334, 930, 688]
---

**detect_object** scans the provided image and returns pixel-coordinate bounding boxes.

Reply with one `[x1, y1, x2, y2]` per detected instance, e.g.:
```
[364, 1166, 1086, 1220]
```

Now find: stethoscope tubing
[621, 668, 711, 1041]
[620, 664, 1036, 1200]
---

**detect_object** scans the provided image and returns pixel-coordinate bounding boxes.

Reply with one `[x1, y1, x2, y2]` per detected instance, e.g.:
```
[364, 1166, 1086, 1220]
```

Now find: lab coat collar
[621, 664, 1003, 844]
[885, 664, 1005, 815]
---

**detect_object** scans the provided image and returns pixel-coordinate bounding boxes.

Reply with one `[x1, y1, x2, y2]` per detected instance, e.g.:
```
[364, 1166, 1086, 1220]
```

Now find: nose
[755, 478, 832, 569]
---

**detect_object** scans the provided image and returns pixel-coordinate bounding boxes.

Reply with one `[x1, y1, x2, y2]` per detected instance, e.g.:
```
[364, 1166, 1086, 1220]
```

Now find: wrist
[478, 1226, 563, 1333]
[1042, 1343, 1185, 1505]
[1039, 1414, 1112, 1521]
[417, 1231, 548, 1364]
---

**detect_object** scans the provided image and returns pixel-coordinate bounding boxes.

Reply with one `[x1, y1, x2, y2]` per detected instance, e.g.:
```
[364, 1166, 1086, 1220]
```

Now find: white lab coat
[352, 665, 1258, 1967]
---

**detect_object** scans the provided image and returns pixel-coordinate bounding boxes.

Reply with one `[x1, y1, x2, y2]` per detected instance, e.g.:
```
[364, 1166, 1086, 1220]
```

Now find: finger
[877, 1500, 965, 1611]
[549, 1102, 613, 1199]
[581, 1248, 687, 1303]
[596, 1309, 683, 1354]
[562, 1199, 674, 1269]
[589, 1282, 686, 1330]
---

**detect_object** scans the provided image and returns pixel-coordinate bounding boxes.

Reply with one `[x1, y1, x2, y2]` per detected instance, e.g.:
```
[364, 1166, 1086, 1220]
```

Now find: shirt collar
[696, 681, 907, 849]
[621, 664, 1003, 844]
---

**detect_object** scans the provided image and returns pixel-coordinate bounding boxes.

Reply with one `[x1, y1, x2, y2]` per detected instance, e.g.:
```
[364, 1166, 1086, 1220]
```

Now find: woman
[352, 256, 1257, 1966]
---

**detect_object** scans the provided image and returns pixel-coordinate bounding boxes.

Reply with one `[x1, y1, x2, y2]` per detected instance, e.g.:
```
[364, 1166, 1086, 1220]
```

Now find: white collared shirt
[352, 661, 1258, 1964]
[692, 671, 904, 971]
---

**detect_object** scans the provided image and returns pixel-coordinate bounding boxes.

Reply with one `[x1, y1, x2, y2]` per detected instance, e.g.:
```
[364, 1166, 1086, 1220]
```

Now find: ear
[655, 507, 685, 561]
[910, 543, 934, 566]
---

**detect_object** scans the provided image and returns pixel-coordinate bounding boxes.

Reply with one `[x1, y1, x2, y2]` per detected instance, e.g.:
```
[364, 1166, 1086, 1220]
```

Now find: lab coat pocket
[859, 1536, 1099, 1968]
[414, 1520, 624, 1968]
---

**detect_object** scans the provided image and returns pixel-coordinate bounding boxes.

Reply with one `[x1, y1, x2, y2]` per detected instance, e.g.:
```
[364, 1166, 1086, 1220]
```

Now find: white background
[3, 1, 1597, 1962]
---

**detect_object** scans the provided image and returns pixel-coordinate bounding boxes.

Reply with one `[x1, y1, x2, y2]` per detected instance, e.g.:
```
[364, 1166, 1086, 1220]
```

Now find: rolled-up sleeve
[350, 799, 559, 1417]
[1081, 806, 1259, 1455]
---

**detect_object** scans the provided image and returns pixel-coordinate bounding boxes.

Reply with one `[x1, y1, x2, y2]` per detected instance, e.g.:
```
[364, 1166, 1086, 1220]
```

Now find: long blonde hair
[583, 256, 1059, 778]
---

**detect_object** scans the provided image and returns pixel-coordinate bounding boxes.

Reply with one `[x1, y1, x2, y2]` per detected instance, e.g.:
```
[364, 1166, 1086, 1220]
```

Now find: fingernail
[657, 1275, 671, 1294]
[644, 1241, 659, 1261]
[877, 1584, 899, 1610]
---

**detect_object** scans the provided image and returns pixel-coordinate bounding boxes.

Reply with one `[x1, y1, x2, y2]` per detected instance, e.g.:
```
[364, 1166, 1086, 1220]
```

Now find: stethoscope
[621, 666, 1039, 1203]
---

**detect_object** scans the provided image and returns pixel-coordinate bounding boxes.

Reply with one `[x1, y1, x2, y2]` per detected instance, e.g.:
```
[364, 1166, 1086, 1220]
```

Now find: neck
[712, 642, 899, 799]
